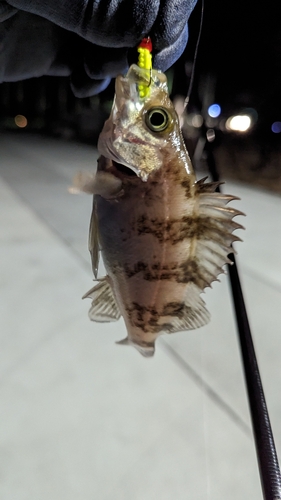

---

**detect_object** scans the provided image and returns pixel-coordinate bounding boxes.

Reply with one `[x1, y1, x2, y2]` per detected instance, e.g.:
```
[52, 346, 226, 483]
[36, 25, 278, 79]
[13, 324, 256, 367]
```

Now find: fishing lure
[79, 38, 244, 357]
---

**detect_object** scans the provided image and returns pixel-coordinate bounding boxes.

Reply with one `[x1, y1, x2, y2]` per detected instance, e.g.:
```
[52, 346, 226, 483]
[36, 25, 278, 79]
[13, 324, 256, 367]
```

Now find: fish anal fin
[161, 285, 210, 334]
[83, 278, 121, 322]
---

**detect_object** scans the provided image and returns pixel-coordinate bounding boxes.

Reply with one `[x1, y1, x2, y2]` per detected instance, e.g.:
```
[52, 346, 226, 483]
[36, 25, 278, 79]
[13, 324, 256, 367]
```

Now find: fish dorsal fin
[163, 178, 244, 335]
[88, 197, 100, 279]
[189, 177, 245, 290]
[162, 283, 210, 333]
[82, 278, 121, 322]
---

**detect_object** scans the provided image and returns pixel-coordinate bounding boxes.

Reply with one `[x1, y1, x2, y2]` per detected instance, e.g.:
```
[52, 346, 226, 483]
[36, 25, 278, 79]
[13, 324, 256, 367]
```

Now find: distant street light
[225, 114, 252, 132]
[271, 121, 281, 133]
[207, 104, 221, 118]
[14, 115, 28, 128]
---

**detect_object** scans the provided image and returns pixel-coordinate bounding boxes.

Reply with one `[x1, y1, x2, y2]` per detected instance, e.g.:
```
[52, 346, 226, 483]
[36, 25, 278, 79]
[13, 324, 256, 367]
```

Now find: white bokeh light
[225, 114, 252, 132]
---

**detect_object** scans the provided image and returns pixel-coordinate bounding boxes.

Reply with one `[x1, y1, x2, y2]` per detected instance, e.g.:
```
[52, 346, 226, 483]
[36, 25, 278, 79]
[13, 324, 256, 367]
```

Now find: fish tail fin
[116, 337, 155, 358]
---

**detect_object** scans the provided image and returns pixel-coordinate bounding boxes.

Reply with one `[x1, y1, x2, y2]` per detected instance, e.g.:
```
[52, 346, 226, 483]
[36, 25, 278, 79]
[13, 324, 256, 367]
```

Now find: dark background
[1, 0, 281, 190]
[184, 0, 281, 130]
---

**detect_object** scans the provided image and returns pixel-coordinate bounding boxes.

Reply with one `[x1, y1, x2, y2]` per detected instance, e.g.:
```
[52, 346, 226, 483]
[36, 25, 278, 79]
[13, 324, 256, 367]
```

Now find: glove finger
[154, 24, 188, 72]
[70, 67, 111, 97]
[84, 45, 128, 79]
[0, 2, 17, 21]
[152, 0, 196, 49]
[0, 11, 76, 81]
[7, 0, 159, 47]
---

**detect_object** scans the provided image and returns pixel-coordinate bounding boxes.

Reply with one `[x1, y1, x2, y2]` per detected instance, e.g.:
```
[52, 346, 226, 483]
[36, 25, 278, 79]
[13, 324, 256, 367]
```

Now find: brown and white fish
[79, 64, 244, 357]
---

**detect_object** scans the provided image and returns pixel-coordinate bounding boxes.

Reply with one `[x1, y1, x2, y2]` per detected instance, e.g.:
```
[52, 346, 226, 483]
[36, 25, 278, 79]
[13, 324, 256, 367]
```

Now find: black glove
[1, 0, 197, 96]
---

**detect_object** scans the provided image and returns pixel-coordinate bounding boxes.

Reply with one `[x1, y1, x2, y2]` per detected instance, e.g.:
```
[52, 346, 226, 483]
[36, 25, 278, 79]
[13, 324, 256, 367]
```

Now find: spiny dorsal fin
[195, 176, 223, 193]
[82, 278, 121, 322]
[191, 177, 245, 289]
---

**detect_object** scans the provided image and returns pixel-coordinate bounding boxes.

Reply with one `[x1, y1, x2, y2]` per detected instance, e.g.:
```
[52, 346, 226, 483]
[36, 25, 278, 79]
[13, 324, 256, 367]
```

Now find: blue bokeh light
[208, 104, 221, 118]
[271, 121, 281, 133]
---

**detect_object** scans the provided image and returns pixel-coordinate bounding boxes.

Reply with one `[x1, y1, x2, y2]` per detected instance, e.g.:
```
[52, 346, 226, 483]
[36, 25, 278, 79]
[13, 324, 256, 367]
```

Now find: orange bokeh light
[14, 115, 28, 128]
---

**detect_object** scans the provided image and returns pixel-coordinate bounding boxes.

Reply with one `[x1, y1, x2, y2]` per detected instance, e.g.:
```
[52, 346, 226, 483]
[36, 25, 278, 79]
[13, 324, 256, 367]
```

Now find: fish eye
[145, 107, 170, 132]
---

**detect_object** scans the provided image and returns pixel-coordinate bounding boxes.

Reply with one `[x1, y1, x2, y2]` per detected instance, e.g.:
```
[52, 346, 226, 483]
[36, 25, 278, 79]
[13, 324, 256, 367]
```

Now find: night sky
[182, 0, 281, 121]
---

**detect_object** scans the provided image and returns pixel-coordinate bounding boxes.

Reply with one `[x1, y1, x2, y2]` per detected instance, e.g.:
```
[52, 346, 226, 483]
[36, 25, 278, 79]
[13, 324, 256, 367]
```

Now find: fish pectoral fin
[70, 170, 123, 198]
[82, 278, 121, 322]
[163, 284, 211, 333]
[69, 171, 97, 194]
[92, 171, 123, 199]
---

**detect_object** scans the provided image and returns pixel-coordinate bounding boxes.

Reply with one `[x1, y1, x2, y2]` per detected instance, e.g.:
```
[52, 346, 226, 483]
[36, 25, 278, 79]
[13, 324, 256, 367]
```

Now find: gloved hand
[1, 0, 197, 96]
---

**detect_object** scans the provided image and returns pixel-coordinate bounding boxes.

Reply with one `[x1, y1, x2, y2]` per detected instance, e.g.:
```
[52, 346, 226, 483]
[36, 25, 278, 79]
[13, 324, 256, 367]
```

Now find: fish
[79, 64, 244, 357]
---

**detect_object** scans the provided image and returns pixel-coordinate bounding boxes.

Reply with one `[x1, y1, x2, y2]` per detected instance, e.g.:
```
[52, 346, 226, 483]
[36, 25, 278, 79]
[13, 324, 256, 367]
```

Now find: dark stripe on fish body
[124, 258, 210, 288]
[181, 180, 192, 197]
[162, 302, 186, 317]
[133, 214, 235, 246]
[126, 302, 161, 333]
[125, 300, 196, 334]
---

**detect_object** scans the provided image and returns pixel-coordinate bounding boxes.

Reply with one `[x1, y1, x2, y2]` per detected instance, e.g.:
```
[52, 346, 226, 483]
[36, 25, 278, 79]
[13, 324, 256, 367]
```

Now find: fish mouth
[112, 160, 137, 177]
[102, 140, 141, 177]
[116, 64, 151, 95]
[102, 140, 148, 180]
[116, 64, 168, 100]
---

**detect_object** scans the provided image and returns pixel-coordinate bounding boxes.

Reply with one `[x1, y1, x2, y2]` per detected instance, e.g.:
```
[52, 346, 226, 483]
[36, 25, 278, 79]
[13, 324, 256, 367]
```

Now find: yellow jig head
[137, 37, 153, 98]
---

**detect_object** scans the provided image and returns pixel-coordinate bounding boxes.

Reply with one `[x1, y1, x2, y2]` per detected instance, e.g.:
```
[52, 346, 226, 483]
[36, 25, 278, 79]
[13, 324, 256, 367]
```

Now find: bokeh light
[207, 104, 221, 118]
[225, 115, 252, 132]
[14, 115, 28, 128]
[191, 114, 203, 128]
[271, 121, 281, 133]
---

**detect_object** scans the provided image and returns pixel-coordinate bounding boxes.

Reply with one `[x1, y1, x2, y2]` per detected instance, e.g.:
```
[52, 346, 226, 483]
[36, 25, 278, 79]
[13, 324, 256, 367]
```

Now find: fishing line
[184, 0, 205, 111]
[185, 5, 210, 495]
[199, 331, 211, 500]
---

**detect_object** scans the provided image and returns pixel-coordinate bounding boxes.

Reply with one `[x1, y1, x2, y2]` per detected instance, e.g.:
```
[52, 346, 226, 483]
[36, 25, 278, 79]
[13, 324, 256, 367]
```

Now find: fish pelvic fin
[190, 177, 245, 289]
[82, 278, 121, 322]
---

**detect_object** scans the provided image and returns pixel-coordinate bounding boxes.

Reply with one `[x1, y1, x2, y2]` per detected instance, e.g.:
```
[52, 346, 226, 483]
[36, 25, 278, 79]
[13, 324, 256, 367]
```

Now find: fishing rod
[204, 132, 281, 500]
[183, 0, 281, 497]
